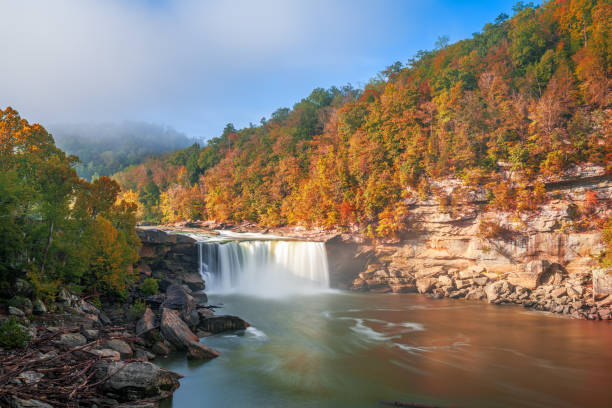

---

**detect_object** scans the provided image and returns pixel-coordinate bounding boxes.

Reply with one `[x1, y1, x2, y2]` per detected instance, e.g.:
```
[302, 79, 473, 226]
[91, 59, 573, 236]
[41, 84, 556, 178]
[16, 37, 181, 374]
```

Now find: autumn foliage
[0, 107, 140, 299]
[114, 0, 610, 239]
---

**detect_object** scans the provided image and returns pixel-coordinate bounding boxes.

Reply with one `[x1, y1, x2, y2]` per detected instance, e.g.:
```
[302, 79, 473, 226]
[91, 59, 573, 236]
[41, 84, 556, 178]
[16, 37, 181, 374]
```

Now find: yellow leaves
[87, 216, 137, 295]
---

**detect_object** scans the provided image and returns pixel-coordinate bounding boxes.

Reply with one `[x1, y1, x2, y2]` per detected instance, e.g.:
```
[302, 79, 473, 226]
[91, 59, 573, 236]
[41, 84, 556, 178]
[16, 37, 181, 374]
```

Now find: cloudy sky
[0, 0, 523, 141]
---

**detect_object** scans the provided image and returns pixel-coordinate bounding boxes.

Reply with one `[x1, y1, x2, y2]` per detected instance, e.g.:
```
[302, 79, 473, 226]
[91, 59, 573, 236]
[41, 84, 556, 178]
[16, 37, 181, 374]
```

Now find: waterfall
[196, 234, 330, 296]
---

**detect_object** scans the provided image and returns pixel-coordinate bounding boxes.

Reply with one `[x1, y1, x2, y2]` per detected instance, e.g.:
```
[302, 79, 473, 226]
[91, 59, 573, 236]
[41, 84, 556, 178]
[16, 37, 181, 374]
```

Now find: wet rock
[448, 289, 468, 299]
[10, 397, 53, 408]
[191, 291, 208, 306]
[54, 333, 87, 349]
[160, 308, 198, 349]
[136, 308, 157, 336]
[32, 299, 46, 315]
[390, 283, 416, 293]
[187, 340, 220, 360]
[416, 278, 437, 294]
[152, 341, 170, 356]
[97, 361, 182, 402]
[101, 339, 133, 359]
[198, 315, 250, 334]
[134, 349, 156, 361]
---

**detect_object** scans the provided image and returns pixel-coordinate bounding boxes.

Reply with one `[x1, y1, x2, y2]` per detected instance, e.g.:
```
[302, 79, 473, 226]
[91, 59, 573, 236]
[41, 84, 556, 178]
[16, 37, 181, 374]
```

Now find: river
[158, 291, 612, 408]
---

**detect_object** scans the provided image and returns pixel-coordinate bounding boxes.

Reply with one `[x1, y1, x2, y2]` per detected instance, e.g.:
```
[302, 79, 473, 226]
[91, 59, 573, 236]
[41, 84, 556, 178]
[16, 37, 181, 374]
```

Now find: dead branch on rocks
[0, 326, 140, 408]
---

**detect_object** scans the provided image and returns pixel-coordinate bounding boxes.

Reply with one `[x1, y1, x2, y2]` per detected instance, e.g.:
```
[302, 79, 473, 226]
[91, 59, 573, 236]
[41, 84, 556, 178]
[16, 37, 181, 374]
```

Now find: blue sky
[0, 0, 529, 142]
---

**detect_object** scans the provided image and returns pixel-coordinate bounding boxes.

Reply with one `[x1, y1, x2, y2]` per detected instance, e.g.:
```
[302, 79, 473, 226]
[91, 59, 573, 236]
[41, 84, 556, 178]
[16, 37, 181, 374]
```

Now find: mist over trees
[51, 122, 193, 180]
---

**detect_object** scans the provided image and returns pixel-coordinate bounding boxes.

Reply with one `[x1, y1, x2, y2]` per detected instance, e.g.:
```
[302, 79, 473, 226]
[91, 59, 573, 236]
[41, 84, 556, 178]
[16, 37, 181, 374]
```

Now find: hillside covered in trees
[114, 0, 610, 239]
[53, 122, 192, 181]
[0, 107, 141, 300]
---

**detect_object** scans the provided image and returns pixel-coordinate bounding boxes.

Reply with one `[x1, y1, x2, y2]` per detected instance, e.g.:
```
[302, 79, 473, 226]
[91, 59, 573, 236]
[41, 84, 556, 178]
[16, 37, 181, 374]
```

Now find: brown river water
[158, 292, 612, 408]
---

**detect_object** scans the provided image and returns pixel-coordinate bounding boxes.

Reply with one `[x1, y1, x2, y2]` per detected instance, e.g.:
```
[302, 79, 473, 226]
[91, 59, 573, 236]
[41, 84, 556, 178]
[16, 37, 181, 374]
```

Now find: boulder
[191, 291, 208, 306]
[10, 397, 53, 408]
[465, 288, 486, 301]
[473, 277, 488, 286]
[181, 273, 205, 291]
[187, 340, 220, 360]
[32, 299, 46, 315]
[8, 306, 24, 317]
[416, 278, 437, 294]
[160, 308, 197, 349]
[18, 371, 44, 384]
[551, 287, 567, 299]
[151, 341, 170, 356]
[101, 339, 133, 359]
[76, 300, 100, 316]
[507, 260, 550, 290]
[593, 268, 612, 300]
[162, 284, 195, 320]
[198, 315, 250, 334]
[390, 283, 417, 293]
[97, 361, 182, 402]
[484, 281, 513, 303]
[54, 333, 87, 349]
[91, 348, 121, 361]
[136, 308, 157, 336]
[83, 329, 99, 341]
[438, 275, 454, 287]
[351, 278, 367, 291]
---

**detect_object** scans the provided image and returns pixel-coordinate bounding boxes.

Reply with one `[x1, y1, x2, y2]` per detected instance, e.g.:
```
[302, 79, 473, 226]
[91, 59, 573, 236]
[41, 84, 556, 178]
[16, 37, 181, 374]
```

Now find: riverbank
[157, 164, 612, 321]
[0, 228, 250, 407]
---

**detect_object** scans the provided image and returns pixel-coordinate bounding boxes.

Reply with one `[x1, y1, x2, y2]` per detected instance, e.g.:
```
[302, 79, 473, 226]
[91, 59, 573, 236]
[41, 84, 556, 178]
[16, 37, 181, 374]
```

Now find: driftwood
[0, 326, 140, 407]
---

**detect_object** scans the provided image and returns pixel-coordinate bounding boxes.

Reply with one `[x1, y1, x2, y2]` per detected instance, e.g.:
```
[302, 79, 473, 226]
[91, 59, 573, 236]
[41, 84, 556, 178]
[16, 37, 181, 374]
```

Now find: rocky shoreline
[160, 164, 612, 321]
[0, 229, 249, 407]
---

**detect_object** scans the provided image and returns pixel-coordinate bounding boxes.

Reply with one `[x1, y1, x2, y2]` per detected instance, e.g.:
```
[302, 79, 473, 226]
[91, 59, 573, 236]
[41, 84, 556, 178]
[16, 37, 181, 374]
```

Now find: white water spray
[195, 231, 330, 296]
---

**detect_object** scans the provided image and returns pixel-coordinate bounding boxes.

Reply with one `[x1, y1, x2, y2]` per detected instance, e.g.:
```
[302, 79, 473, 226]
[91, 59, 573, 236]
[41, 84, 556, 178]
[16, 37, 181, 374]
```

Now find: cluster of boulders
[1, 228, 250, 407]
[139, 282, 248, 360]
[351, 260, 612, 320]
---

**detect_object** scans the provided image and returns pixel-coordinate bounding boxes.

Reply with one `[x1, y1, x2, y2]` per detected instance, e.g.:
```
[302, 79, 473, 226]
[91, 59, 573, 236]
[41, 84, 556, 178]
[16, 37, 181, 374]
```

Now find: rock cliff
[344, 164, 612, 320]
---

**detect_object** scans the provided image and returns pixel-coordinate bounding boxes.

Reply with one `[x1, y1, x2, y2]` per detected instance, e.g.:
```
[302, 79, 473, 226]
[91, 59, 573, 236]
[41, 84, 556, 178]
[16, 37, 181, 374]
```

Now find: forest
[0, 107, 141, 300]
[114, 0, 610, 240]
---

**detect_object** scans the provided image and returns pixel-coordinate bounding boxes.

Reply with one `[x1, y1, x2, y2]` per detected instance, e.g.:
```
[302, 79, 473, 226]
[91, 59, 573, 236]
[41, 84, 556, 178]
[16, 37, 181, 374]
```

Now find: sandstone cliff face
[343, 165, 612, 320]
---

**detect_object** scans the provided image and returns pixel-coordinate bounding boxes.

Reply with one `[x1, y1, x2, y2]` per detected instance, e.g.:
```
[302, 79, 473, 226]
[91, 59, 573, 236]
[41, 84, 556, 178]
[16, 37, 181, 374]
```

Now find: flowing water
[158, 232, 612, 408]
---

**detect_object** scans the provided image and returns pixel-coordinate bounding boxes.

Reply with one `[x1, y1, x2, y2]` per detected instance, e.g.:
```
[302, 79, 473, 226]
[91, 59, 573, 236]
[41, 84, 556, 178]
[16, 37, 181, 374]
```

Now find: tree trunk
[40, 220, 54, 276]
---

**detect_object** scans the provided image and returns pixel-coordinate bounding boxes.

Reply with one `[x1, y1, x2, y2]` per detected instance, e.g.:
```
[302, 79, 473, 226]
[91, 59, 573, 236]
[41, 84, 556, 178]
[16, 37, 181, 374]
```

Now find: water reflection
[159, 293, 612, 408]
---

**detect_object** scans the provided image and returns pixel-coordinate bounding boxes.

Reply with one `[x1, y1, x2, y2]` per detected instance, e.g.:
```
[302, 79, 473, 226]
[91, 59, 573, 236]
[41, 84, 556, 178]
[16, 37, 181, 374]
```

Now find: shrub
[0, 317, 31, 349]
[140, 278, 159, 296]
[127, 299, 146, 321]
